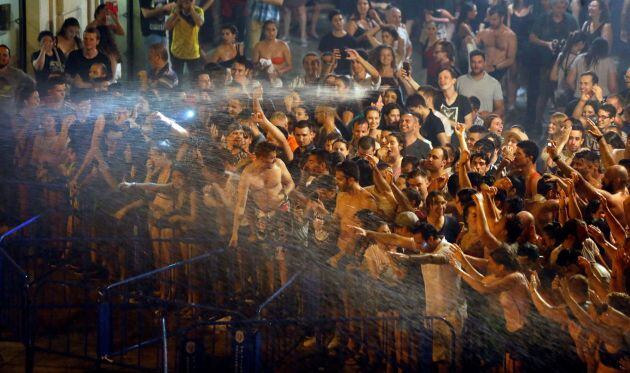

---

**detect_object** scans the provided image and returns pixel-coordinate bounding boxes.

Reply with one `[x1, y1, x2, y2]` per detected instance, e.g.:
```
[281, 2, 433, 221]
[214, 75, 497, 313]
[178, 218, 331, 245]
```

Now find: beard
[0, 62, 7, 69]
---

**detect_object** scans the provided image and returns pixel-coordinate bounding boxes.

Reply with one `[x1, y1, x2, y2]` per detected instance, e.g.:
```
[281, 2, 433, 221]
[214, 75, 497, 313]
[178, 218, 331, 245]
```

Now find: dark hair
[518, 242, 540, 261]
[457, 2, 476, 27]
[471, 151, 490, 165]
[254, 141, 278, 157]
[329, 9, 343, 21]
[604, 132, 624, 149]
[426, 190, 446, 209]
[402, 156, 420, 169]
[599, 103, 617, 118]
[558, 31, 587, 70]
[505, 214, 524, 243]
[363, 106, 380, 118]
[491, 245, 520, 271]
[403, 188, 422, 206]
[488, 4, 507, 18]
[15, 84, 38, 110]
[437, 66, 457, 79]
[405, 93, 426, 109]
[517, 140, 539, 164]
[507, 176, 526, 198]
[355, 209, 386, 232]
[357, 136, 376, 150]
[435, 41, 456, 63]
[468, 124, 489, 135]
[469, 96, 481, 110]
[474, 138, 496, 155]
[311, 174, 336, 191]
[221, 24, 238, 36]
[469, 49, 485, 61]
[380, 25, 400, 41]
[607, 292, 630, 316]
[84, 26, 101, 40]
[579, 70, 600, 85]
[294, 120, 311, 132]
[57, 17, 80, 37]
[336, 160, 360, 181]
[589, 0, 610, 23]
[412, 221, 440, 240]
[232, 55, 253, 70]
[37, 31, 54, 42]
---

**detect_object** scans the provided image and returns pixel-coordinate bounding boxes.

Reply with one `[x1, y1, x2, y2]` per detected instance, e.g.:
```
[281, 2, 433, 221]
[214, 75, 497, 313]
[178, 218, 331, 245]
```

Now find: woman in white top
[566, 37, 618, 98]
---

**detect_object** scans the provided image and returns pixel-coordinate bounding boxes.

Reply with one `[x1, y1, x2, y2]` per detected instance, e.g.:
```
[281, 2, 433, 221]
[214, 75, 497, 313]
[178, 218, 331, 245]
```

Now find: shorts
[490, 67, 508, 81]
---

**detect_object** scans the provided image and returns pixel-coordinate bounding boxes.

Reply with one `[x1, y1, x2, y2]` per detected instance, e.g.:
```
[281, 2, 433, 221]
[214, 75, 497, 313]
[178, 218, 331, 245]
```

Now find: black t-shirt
[530, 12, 578, 65]
[318, 33, 357, 75]
[31, 48, 66, 83]
[402, 138, 432, 160]
[140, 0, 170, 36]
[65, 50, 111, 82]
[434, 93, 472, 125]
[438, 214, 461, 244]
[420, 110, 446, 147]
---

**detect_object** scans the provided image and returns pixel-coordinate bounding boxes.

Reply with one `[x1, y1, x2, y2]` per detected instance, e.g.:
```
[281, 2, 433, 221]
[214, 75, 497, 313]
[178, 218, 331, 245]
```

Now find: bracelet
[552, 155, 560, 162]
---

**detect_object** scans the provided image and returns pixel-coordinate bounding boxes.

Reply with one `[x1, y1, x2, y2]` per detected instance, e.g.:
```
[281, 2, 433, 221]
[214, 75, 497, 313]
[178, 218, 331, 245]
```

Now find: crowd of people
[1, 0, 630, 371]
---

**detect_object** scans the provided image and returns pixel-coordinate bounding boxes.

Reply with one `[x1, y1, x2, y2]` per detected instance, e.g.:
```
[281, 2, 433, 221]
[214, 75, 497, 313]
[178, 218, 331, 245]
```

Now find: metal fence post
[23, 283, 33, 373]
[97, 292, 112, 361]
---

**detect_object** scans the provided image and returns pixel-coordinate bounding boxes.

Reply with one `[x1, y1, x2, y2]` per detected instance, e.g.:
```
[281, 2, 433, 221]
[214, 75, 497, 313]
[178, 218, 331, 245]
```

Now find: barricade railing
[0, 215, 42, 373]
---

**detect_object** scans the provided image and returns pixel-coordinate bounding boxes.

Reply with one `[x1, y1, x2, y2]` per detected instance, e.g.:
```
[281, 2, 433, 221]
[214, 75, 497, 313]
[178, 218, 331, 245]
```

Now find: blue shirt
[249, 0, 280, 23]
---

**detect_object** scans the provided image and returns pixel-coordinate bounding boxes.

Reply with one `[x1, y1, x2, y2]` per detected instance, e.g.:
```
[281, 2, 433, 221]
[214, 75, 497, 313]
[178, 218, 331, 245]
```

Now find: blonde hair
[550, 112, 569, 127]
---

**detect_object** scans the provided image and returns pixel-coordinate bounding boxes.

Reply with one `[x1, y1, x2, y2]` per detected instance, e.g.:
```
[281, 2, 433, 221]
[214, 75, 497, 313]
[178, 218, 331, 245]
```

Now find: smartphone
[402, 61, 410, 76]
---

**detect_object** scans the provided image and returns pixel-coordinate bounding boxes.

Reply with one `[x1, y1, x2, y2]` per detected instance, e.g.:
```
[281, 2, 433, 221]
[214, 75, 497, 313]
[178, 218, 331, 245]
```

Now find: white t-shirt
[421, 239, 465, 316]
[455, 72, 503, 113]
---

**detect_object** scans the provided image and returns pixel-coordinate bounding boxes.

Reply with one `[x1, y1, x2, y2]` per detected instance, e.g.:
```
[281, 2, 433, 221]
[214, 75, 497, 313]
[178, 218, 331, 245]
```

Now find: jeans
[170, 56, 202, 85]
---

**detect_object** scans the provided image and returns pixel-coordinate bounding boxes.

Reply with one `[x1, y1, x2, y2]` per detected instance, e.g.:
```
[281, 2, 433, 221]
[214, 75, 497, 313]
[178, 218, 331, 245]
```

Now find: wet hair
[254, 141, 278, 157]
[412, 221, 440, 239]
[426, 190, 446, 209]
[491, 245, 519, 271]
[327, 152, 346, 171]
[518, 242, 540, 262]
[311, 174, 336, 191]
[457, 188, 477, 205]
[336, 160, 360, 181]
[573, 149, 600, 163]
[355, 209, 386, 231]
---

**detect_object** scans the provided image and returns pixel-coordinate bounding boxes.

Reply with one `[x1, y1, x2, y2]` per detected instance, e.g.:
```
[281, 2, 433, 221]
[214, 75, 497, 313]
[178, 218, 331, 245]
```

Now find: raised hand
[348, 225, 367, 237]
[546, 140, 559, 159]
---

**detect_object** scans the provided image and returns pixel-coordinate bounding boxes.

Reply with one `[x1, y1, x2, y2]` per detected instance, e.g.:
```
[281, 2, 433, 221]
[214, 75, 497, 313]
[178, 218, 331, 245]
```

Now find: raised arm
[472, 193, 502, 252]
[528, 273, 570, 325]
[351, 225, 417, 250]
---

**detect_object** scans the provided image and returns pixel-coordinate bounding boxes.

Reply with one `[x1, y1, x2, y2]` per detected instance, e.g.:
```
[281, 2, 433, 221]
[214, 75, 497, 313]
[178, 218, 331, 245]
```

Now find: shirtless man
[229, 141, 295, 293]
[328, 160, 377, 267]
[476, 5, 517, 81]
[513, 140, 542, 199]
[549, 141, 629, 222]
